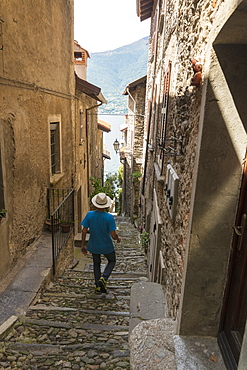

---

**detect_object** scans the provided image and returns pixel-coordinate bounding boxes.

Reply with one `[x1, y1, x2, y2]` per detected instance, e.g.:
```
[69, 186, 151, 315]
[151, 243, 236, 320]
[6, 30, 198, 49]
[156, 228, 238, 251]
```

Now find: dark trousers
[92, 251, 116, 287]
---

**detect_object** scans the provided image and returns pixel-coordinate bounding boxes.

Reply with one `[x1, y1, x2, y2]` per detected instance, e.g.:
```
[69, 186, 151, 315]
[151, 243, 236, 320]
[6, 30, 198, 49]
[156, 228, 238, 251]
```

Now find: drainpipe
[127, 86, 136, 163]
[142, 3, 160, 197]
[85, 101, 103, 198]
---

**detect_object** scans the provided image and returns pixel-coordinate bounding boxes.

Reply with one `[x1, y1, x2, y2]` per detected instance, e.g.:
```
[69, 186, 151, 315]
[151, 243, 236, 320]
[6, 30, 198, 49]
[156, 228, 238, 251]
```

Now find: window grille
[157, 62, 172, 170]
[50, 122, 60, 175]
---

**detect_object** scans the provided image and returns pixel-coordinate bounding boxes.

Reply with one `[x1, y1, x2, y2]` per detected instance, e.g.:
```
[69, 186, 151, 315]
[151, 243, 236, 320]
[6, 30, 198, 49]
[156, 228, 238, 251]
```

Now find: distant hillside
[87, 37, 149, 115]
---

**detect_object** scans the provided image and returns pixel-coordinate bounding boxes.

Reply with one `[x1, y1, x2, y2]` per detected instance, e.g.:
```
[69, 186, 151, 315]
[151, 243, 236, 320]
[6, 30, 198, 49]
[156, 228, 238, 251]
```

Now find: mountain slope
[87, 37, 149, 114]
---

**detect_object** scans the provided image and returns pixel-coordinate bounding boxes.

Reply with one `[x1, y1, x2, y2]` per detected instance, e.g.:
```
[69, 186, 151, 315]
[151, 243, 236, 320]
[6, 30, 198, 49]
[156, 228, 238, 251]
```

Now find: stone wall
[124, 80, 146, 220]
[143, 0, 226, 317]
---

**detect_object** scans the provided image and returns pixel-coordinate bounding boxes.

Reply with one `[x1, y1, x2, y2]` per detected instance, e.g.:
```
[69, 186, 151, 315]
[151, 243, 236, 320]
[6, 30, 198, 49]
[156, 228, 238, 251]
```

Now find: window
[50, 121, 61, 175]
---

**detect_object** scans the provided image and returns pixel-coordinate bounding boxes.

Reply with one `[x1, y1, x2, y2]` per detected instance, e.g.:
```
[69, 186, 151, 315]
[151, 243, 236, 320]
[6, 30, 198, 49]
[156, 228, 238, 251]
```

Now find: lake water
[101, 114, 126, 178]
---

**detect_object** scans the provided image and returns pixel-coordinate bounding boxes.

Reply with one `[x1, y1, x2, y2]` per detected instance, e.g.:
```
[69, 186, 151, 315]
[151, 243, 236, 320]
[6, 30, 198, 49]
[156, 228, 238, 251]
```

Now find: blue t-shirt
[81, 210, 116, 254]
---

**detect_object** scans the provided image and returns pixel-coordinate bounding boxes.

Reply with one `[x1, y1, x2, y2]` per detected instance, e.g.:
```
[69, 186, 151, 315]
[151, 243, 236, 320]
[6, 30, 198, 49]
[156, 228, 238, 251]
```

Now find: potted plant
[60, 221, 71, 233]
[45, 218, 60, 232]
[0, 209, 7, 222]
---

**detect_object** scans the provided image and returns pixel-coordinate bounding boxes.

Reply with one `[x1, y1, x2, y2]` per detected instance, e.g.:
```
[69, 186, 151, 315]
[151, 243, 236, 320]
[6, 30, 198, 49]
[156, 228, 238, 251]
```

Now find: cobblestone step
[0, 216, 147, 369]
[29, 305, 130, 316]
[35, 294, 131, 312]
[25, 305, 130, 326]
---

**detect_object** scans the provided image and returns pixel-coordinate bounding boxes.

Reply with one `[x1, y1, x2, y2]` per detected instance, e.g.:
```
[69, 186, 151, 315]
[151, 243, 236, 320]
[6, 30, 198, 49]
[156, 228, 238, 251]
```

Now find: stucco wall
[1, 0, 74, 92]
[1, 84, 73, 264]
[0, 0, 74, 278]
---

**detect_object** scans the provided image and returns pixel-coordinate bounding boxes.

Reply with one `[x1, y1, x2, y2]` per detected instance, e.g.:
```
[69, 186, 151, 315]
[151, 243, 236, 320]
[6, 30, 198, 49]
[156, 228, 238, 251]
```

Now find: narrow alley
[0, 217, 147, 370]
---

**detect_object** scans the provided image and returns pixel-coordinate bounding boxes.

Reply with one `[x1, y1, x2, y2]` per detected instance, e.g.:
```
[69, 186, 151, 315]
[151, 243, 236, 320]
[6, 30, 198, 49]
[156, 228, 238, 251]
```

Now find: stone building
[137, 0, 247, 368]
[98, 119, 112, 181]
[74, 74, 107, 231]
[0, 2, 107, 281]
[121, 76, 146, 221]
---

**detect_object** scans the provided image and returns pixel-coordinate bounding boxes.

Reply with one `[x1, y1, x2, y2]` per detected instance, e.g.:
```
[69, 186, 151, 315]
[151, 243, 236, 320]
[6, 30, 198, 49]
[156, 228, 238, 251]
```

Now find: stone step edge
[24, 318, 129, 332]
[0, 315, 18, 340]
[36, 295, 130, 303]
[58, 276, 148, 282]
[47, 284, 133, 290]
[40, 291, 130, 298]
[37, 293, 131, 302]
[66, 271, 147, 277]
[29, 304, 129, 317]
[7, 341, 130, 356]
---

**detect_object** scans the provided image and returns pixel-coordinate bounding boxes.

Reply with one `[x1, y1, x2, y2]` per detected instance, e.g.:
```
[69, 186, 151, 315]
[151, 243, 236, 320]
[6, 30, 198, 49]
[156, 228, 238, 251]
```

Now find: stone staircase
[0, 216, 148, 370]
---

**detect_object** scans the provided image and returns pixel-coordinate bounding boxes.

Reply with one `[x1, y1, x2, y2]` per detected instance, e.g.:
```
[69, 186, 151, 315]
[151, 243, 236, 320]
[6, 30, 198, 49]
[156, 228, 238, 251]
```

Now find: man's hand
[81, 245, 87, 256]
[110, 230, 121, 243]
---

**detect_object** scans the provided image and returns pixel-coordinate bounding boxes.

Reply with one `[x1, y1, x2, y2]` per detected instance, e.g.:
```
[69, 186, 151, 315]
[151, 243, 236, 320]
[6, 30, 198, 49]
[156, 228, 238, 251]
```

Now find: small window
[0, 20, 3, 52]
[50, 122, 61, 175]
[157, 61, 172, 171]
[74, 52, 82, 61]
[74, 51, 86, 63]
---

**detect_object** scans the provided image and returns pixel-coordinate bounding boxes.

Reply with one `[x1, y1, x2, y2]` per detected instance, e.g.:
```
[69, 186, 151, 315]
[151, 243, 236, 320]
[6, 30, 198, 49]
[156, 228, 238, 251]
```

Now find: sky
[74, 0, 150, 53]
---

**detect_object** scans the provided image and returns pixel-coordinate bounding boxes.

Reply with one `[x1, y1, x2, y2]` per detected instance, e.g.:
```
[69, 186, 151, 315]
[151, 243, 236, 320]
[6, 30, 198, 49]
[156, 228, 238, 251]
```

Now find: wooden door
[219, 153, 247, 369]
[77, 187, 82, 233]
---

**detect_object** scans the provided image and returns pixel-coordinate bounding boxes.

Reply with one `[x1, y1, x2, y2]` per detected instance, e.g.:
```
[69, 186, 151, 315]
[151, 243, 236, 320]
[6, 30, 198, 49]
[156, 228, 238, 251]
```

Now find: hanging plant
[140, 231, 149, 252]
[0, 209, 7, 219]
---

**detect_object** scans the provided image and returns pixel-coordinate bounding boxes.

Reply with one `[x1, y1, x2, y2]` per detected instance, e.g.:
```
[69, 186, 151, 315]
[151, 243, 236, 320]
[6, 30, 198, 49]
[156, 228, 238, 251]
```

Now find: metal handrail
[48, 188, 75, 275]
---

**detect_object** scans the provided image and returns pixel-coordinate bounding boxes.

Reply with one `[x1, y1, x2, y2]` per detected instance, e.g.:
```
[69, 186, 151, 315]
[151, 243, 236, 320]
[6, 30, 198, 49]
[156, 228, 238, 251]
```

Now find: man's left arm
[109, 215, 121, 243]
[110, 229, 121, 243]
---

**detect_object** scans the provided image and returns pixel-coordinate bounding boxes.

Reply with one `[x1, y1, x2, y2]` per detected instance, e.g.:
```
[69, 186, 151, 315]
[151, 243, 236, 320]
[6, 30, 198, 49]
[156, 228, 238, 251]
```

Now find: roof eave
[75, 74, 107, 104]
[122, 75, 147, 95]
[136, 0, 154, 21]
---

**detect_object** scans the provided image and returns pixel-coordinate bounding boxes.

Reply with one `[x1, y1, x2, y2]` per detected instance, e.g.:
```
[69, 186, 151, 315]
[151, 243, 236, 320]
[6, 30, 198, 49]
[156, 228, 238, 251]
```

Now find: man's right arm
[81, 227, 88, 255]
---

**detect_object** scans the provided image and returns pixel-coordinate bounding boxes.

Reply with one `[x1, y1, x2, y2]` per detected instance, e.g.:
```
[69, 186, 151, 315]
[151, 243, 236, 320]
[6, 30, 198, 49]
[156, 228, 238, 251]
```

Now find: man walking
[81, 193, 121, 294]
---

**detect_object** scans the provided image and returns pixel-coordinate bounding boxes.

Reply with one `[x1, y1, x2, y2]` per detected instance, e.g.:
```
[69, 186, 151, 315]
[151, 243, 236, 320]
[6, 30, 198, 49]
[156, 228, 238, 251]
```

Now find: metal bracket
[157, 135, 183, 156]
[233, 214, 246, 251]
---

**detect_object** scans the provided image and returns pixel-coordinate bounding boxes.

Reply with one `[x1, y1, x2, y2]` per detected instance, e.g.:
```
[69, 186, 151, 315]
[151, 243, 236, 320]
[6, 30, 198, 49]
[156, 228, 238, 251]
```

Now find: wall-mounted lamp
[113, 138, 120, 153]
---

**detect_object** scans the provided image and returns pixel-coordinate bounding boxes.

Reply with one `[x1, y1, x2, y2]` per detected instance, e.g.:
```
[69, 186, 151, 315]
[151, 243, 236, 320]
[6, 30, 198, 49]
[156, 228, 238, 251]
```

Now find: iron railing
[47, 188, 73, 218]
[47, 188, 75, 275]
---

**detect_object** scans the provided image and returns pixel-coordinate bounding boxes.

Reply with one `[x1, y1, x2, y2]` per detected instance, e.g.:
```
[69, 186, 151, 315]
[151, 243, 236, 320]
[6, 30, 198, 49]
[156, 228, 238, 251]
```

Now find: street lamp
[113, 138, 120, 153]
